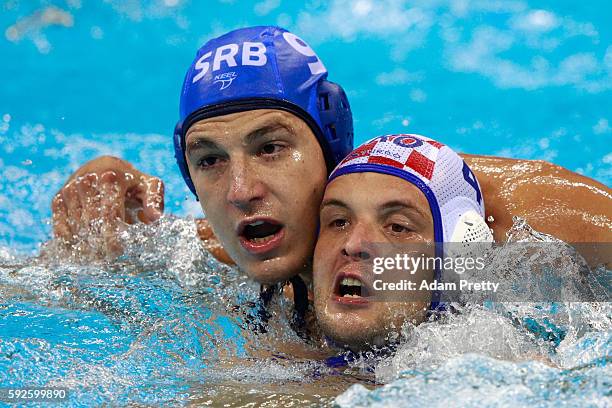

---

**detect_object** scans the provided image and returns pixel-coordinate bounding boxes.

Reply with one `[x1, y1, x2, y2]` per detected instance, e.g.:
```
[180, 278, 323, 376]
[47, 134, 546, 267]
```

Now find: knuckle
[147, 176, 164, 192]
[75, 175, 90, 189]
[84, 173, 99, 185]
[100, 170, 119, 183]
[63, 182, 78, 198]
[64, 178, 77, 190]
[52, 194, 63, 208]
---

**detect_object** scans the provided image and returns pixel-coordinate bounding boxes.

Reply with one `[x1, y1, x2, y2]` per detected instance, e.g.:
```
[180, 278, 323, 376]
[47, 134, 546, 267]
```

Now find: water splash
[0, 217, 337, 405]
[1, 209, 610, 406]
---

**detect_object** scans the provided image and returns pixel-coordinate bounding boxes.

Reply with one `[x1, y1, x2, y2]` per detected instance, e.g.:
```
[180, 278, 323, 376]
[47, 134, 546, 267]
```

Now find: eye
[197, 155, 222, 169]
[330, 218, 348, 229]
[259, 142, 286, 156]
[389, 223, 411, 234]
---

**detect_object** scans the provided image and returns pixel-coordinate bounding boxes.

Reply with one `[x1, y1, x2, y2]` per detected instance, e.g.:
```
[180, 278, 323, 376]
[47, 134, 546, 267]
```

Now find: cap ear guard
[450, 210, 494, 243]
[174, 79, 353, 200]
[316, 80, 353, 166]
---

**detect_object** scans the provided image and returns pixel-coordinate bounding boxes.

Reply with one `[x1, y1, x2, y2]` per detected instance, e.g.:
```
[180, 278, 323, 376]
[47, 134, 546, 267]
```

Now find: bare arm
[462, 154, 612, 266]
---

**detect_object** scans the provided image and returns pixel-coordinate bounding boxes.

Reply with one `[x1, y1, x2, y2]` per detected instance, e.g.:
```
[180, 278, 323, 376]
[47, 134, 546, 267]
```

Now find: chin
[325, 326, 383, 351]
[243, 254, 309, 285]
[315, 301, 431, 351]
[316, 309, 381, 350]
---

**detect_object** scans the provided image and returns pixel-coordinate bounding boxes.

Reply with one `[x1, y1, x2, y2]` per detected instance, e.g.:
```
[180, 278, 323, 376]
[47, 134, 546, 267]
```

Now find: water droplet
[90, 26, 103, 40]
[487, 216, 495, 222]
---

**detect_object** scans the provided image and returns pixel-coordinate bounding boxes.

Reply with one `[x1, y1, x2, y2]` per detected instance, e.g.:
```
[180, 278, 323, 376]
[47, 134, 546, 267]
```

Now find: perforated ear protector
[450, 210, 494, 243]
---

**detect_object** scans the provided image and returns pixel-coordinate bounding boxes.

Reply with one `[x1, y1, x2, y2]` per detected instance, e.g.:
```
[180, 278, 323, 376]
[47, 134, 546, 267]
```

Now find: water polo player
[51, 26, 611, 290]
[313, 134, 495, 350]
[52, 26, 353, 289]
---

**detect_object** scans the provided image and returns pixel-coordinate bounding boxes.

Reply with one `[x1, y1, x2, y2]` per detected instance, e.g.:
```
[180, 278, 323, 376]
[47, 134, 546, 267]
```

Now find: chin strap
[324, 341, 397, 369]
[289, 275, 309, 334]
[259, 282, 277, 306]
[254, 276, 310, 337]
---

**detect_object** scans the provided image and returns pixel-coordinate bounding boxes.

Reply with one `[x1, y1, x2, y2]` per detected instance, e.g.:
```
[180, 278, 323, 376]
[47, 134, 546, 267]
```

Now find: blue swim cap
[174, 26, 353, 197]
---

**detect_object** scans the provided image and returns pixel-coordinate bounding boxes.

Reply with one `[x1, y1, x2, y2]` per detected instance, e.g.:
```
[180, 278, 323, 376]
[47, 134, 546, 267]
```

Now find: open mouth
[238, 219, 285, 255]
[334, 274, 371, 300]
[242, 220, 282, 242]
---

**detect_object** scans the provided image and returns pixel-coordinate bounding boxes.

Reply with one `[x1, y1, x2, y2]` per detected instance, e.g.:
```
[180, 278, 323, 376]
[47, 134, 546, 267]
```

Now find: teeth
[249, 221, 265, 227]
[251, 235, 273, 243]
[343, 294, 361, 298]
[340, 277, 362, 287]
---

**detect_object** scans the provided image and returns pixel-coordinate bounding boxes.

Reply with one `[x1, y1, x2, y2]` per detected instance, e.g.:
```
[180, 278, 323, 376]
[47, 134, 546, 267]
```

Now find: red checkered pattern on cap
[405, 150, 435, 180]
[367, 155, 404, 168]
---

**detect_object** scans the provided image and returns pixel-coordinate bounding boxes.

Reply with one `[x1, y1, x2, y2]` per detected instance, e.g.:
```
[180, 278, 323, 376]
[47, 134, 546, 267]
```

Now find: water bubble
[487, 215, 495, 222]
[21, 159, 33, 166]
[90, 26, 103, 40]
[2, 113, 11, 122]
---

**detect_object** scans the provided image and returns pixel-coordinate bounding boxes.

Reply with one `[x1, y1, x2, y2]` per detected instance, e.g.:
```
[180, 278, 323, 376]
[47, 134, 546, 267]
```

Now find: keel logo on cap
[213, 71, 237, 90]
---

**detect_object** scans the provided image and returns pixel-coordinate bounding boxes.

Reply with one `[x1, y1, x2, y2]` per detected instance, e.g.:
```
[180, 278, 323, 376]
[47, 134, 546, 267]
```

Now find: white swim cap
[329, 134, 493, 310]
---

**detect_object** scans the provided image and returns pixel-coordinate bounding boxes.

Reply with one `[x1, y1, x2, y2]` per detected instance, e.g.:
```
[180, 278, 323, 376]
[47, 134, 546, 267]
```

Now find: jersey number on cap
[282, 32, 326, 75]
[462, 162, 482, 205]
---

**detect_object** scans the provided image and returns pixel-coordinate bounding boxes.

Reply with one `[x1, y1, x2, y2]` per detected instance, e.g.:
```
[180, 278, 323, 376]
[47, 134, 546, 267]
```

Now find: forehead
[324, 172, 431, 214]
[185, 109, 311, 145]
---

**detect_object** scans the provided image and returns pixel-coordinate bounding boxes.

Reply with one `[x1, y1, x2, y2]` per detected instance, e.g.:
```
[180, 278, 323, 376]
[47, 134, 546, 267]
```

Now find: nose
[342, 222, 374, 261]
[226, 157, 266, 211]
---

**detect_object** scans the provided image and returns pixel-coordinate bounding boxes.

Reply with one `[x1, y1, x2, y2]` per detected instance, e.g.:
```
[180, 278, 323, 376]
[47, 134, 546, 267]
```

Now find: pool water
[0, 217, 372, 405]
[1, 1, 611, 406]
[1, 216, 610, 406]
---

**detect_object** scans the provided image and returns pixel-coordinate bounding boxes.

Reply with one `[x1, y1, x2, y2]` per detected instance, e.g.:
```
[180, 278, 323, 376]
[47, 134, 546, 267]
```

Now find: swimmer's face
[314, 172, 434, 350]
[185, 109, 327, 284]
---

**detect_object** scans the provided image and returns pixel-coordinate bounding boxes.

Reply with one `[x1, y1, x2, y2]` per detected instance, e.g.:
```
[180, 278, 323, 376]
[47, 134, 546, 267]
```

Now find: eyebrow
[320, 198, 350, 210]
[380, 200, 427, 218]
[186, 123, 290, 155]
[186, 138, 219, 155]
[244, 124, 289, 145]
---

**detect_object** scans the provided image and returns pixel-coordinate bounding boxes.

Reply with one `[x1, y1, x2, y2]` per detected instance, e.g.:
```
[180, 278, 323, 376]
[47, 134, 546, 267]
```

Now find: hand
[51, 156, 164, 256]
[195, 218, 235, 265]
